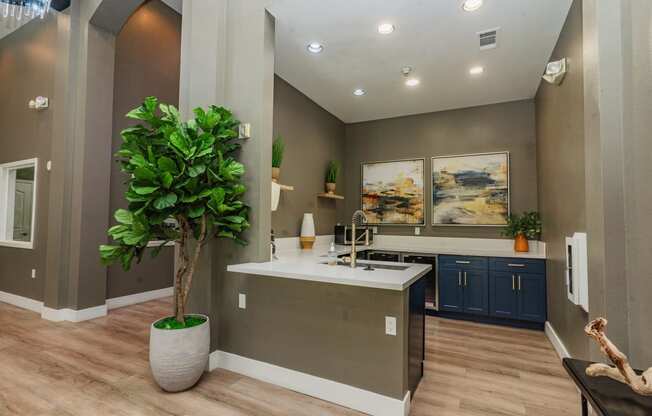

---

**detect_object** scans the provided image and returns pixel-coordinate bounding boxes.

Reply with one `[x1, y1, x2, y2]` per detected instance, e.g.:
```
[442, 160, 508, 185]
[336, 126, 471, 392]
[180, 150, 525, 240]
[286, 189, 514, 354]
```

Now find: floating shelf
[317, 192, 344, 200]
[278, 183, 294, 191]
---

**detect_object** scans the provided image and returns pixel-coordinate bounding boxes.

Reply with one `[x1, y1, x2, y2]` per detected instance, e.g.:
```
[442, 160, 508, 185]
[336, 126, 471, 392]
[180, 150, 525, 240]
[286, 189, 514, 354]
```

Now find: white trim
[0, 290, 43, 313]
[209, 350, 410, 416]
[41, 304, 107, 322]
[545, 321, 571, 359]
[0, 158, 38, 249]
[107, 286, 173, 310]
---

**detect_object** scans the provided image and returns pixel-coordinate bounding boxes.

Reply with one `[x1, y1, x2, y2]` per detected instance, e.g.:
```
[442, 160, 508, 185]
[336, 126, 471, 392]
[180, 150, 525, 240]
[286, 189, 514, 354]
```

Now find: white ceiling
[269, 0, 573, 123]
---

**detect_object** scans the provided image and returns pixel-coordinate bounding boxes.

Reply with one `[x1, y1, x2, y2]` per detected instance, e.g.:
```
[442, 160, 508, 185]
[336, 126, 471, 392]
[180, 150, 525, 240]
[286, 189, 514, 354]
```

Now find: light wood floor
[0, 298, 579, 415]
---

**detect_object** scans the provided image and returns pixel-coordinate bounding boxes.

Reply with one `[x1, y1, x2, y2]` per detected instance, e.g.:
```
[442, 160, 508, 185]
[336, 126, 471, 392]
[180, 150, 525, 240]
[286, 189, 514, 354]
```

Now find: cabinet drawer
[490, 258, 545, 274]
[439, 255, 487, 270]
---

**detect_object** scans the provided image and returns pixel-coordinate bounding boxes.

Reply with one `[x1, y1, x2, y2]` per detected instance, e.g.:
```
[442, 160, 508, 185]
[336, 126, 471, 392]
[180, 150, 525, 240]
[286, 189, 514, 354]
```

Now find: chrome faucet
[349, 210, 368, 268]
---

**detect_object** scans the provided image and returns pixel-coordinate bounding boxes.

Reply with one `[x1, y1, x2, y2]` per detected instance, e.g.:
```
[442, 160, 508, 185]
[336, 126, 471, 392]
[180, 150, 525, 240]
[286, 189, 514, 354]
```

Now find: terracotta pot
[149, 315, 209, 392]
[272, 167, 280, 182]
[514, 233, 529, 252]
[325, 182, 336, 194]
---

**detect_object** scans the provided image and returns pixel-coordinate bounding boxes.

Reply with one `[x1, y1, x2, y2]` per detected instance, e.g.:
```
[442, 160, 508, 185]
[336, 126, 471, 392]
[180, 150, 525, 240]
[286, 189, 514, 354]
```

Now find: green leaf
[223, 215, 245, 224]
[154, 193, 178, 210]
[161, 172, 174, 189]
[169, 131, 190, 155]
[133, 186, 160, 195]
[220, 161, 245, 180]
[129, 154, 149, 168]
[114, 209, 134, 225]
[188, 206, 205, 218]
[100, 245, 121, 258]
[134, 166, 157, 182]
[188, 164, 206, 178]
[157, 156, 177, 173]
[210, 188, 225, 204]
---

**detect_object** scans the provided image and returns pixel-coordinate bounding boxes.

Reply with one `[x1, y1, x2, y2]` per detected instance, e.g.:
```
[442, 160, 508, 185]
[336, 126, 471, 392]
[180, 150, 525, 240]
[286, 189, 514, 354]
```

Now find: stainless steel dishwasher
[402, 254, 438, 311]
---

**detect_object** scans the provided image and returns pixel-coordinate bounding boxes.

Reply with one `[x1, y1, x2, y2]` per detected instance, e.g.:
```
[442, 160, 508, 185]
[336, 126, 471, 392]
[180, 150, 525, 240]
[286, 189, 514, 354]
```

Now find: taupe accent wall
[107, 0, 180, 298]
[343, 100, 538, 238]
[0, 16, 58, 301]
[272, 76, 346, 237]
[535, 0, 589, 359]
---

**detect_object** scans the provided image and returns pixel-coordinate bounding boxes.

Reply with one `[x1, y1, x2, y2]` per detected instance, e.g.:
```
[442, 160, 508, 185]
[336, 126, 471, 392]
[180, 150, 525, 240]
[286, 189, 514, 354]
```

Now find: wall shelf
[277, 183, 294, 191]
[317, 192, 344, 200]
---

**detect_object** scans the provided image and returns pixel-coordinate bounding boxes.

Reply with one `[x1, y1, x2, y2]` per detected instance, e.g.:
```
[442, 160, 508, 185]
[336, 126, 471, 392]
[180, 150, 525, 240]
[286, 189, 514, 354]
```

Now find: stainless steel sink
[320, 261, 410, 271]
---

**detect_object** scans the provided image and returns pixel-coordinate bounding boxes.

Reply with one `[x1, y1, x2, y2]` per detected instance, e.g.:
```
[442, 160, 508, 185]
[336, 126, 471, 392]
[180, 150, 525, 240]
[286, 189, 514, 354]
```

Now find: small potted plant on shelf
[272, 136, 284, 182]
[325, 160, 339, 194]
[99, 97, 249, 392]
[502, 211, 542, 252]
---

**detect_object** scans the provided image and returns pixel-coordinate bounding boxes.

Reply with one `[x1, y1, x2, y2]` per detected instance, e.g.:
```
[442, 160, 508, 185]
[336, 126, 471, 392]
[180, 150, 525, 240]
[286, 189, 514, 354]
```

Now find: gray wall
[107, 0, 180, 299]
[535, 0, 589, 359]
[272, 76, 346, 237]
[0, 16, 59, 301]
[343, 100, 538, 238]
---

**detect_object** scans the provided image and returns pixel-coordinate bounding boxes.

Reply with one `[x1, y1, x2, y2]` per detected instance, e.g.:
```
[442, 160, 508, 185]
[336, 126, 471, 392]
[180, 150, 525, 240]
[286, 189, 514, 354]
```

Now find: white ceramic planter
[149, 314, 210, 392]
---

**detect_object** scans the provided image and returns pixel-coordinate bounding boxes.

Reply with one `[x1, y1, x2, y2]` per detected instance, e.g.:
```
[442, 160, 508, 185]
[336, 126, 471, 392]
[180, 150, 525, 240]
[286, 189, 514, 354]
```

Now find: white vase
[301, 213, 315, 237]
[149, 315, 210, 392]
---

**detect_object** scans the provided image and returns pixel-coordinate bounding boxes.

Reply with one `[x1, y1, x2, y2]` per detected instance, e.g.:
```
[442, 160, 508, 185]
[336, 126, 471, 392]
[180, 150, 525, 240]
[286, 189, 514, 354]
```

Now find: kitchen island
[223, 244, 431, 416]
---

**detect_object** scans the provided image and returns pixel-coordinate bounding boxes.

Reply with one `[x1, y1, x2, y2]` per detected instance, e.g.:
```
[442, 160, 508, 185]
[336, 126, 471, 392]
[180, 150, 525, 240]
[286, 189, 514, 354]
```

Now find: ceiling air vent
[478, 28, 499, 50]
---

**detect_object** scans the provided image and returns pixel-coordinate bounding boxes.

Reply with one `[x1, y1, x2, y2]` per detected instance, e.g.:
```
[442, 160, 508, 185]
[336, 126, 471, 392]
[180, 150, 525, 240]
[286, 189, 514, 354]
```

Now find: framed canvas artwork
[432, 152, 510, 226]
[361, 158, 425, 225]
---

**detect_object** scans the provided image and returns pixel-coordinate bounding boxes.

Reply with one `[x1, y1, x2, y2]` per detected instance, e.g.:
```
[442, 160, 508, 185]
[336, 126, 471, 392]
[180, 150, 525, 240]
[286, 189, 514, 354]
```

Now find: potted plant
[99, 97, 249, 392]
[272, 136, 284, 182]
[325, 160, 339, 194]
[502, 211, 542, 252]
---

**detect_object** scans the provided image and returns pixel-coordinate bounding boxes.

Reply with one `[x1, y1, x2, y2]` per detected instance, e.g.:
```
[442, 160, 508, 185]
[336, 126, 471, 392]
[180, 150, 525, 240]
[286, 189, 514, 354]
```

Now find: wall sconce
[542, 58, 567, 85]
[28, 96, 49, 110]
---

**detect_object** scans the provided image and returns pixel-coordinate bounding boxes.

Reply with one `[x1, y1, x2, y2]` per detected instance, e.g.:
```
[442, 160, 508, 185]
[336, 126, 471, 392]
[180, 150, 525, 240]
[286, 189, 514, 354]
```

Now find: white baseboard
[209, 350, 410, 416]
[0, 290, 43, 314]
[107, 286, 173, 310]
[41, 304, 108, 322]
[545, 321, 571, 359]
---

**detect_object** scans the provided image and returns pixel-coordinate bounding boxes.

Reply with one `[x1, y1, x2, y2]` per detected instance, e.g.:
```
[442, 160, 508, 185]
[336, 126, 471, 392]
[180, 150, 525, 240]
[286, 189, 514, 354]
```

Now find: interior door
[463, 270, 488, 315]
[438, 268, 463, 312]
[12, 180, 34, 242]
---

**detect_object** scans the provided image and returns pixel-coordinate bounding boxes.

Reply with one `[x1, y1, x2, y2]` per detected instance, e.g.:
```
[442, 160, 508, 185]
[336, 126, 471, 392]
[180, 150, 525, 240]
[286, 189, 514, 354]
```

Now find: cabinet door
[517, 274, 547, 322]
[438, 269, 464, 312]
[489, 272, 518, 318]
[463, 270, 488, 315]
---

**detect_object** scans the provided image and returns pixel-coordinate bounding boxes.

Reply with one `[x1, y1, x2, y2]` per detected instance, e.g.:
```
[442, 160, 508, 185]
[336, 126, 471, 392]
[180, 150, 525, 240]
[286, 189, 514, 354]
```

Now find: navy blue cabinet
[438, 256, 488, 316]
[438, 268, 464, 312]
[439, 255, 546, 327]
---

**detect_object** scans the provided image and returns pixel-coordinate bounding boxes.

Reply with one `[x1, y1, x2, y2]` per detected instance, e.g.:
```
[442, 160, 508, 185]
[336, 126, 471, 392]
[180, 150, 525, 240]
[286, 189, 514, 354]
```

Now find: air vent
[478, 28, 499, 50]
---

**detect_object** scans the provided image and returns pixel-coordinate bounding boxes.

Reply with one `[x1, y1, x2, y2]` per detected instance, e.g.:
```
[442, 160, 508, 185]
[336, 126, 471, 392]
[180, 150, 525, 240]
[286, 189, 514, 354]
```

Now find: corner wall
[272, 76, 346, 237]
[0, 16, 59, 301]
[107, 0, 180, 299]
[535, 0, 589, 359]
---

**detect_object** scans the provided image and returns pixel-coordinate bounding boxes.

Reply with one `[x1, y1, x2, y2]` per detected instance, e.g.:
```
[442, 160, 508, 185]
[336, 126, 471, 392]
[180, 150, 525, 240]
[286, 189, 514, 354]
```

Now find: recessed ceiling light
[405, 78, 420, 87]
[353, 88, 366, 96]
[307, 42, 324, 54]
[378, 23, 395, 35]
[469, 66, 484, 75]
[462, 0, 483, 12]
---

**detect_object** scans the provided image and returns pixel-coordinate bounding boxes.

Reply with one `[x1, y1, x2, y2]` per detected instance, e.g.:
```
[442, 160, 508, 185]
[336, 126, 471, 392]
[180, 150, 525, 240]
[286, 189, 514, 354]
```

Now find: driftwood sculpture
[584, 317, 652, 396]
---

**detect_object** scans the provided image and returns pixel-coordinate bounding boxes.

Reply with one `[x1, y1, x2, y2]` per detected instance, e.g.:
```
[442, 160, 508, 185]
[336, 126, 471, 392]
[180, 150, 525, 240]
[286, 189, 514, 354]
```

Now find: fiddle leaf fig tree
[100, 97, 249, 325]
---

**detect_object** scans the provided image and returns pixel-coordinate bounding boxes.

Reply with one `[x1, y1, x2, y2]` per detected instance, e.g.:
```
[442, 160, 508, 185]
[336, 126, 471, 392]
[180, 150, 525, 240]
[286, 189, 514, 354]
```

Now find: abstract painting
[432, 152, 509, 226]
[361, 159, 425, 225]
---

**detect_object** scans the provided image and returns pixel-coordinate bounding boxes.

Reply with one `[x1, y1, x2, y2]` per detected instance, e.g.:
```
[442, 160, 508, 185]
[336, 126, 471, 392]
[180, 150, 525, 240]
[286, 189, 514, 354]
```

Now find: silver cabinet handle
[458, 271, 462, 286]
[508, 263, 525, 268]
[464, 272, 468, 287]
[518, 275, 522, 291]
[512, 274, 516, 291]
[455, 260, 471, 264]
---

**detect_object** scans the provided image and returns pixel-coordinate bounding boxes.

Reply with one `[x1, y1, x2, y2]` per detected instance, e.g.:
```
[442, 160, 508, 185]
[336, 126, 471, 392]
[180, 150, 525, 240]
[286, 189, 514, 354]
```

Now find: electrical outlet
[385, 316, 397, 336]
[31, 269, 36, 279]
[238, 293, 246, 309]
[414, 227, 420, 236]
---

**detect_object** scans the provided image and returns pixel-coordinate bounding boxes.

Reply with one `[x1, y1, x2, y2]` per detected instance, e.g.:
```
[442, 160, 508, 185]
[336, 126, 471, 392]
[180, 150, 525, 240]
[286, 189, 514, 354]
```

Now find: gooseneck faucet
[350, 210, 368, 268]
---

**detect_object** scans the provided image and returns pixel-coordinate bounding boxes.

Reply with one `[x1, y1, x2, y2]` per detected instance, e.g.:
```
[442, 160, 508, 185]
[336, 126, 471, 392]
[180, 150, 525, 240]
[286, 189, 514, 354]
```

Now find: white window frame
[0, 158, 38, 249]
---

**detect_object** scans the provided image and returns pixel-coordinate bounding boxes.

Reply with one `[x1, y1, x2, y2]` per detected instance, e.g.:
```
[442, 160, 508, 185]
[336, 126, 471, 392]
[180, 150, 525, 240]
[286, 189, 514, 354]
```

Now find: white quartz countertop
[227, 246, 432, 291]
